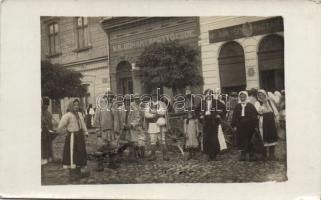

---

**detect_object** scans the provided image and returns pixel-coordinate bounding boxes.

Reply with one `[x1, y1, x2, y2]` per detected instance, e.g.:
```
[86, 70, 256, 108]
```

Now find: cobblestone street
[42, 132, 287, 185]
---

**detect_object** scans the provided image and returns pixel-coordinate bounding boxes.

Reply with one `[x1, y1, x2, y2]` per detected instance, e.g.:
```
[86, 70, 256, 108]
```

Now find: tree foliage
[137, 41, 203, 94]
[41, 60, 87, 100]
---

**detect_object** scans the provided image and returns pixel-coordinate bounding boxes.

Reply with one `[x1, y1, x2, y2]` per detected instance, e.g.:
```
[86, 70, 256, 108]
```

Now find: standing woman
[255, 89, 279, 160]
[57, 99, 89, 181]
[231, 91, 258, 161]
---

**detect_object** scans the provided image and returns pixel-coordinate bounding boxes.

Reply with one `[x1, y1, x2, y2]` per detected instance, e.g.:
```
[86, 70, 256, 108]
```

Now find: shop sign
[111, 29, 196, 52]
[209, 17, 283, 43]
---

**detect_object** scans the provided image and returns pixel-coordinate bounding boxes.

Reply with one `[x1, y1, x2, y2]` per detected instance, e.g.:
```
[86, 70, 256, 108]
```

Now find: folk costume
[255, 89, 279, 160]
[145, 97, 169, 161]
[94, 94, 119, 171]
[231, 91, 259, 161]
[116, 97, 143, 162]
[184, 112, 200, 159]
[57, 99, 89, 180]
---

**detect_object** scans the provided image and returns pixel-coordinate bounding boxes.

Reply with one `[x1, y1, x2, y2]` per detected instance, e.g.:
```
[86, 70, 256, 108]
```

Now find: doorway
[116, 61, 134, 95]
[218, 41, 246, 94]
[258, 34, 284, 92]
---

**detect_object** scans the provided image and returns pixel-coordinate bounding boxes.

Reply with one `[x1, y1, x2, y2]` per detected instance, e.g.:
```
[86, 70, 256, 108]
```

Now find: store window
[76, 17, 91, 50]
[258, 34, 284, 92]
[48, 23, 60, 55]
[218, 41, 246, 94]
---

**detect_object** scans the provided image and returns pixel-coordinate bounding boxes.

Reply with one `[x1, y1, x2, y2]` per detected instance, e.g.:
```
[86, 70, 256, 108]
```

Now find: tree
[137, 41, 203, 95]
[41, 60, 87, 100]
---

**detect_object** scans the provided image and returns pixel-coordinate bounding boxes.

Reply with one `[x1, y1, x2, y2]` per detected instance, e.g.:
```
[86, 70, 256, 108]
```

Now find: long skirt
[203, 117, 220, 157]
[41, 130, 53, 160]
[62, 132, 87, 169]
[236, 117, 255, 151]
[261, 112, 278, 146]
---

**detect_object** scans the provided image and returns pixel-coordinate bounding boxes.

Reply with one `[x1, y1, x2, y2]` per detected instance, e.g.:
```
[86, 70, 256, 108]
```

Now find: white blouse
[58, 112, 88, 134]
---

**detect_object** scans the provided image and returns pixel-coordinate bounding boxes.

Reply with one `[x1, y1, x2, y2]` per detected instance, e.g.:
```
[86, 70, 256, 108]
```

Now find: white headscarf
[238, 91, 248, 117]
[257, 89, 268, 103]
[238, 91, 248, 104]
[257, 89, 279, 116]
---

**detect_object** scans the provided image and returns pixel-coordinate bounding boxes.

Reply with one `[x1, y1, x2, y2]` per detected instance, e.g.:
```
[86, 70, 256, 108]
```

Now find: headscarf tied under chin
[238, 91, 248, 117]
[238, 91, 249, 104]
[257, 89, 279, 117]
[67, 99, 80, 116]
[257, 89, 268, 103]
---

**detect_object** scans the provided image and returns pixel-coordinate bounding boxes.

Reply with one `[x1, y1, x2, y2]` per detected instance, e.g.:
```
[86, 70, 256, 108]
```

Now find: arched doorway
[116, 61, 133, 94]
[258, 34, 284, 91]
[218, 41, 246, 94]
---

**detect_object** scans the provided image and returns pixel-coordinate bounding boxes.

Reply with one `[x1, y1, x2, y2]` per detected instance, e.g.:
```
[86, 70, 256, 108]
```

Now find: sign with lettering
[209, 17, 283, 43]
[111, 30, 196, 52]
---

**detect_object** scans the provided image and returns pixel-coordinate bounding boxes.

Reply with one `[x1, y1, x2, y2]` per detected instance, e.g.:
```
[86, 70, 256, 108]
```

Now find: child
[184, 111, 200, 160]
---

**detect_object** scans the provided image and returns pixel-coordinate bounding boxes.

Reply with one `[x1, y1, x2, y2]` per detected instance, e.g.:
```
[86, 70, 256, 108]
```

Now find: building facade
[41, 16, 285, 116]
[100, 17, 201, 96]
[199, 16, 284, 94]
[41, 17, 110, 113]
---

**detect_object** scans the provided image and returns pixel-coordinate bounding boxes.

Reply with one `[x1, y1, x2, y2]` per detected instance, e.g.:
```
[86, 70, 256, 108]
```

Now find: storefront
[199, 16, 284, 93]
[101, 17, 200, 95]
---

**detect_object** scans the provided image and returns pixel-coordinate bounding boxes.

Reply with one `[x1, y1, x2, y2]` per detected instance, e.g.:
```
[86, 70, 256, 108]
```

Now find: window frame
[74, 17, 92, 52]
[47, 22, 61, 57]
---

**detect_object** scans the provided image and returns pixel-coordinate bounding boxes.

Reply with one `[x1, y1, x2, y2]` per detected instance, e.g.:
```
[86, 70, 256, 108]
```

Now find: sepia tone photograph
[40, 16, 287, 185]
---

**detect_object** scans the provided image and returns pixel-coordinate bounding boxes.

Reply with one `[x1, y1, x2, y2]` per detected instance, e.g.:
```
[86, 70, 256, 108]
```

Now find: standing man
[94, 92, 119, 170]
[41, 97, 54, 165]
[116, 95, 142, 162]
[196, 89, 226, 161]
[145, 91, 169, 161]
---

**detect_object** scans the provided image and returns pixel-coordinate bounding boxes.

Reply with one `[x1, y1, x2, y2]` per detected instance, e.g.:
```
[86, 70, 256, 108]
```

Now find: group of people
[228, 88, 286, 161]
[41, 87, 286, 182]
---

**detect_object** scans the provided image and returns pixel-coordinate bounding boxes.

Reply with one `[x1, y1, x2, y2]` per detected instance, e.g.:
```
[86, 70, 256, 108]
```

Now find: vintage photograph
[40, 16, 287, 185]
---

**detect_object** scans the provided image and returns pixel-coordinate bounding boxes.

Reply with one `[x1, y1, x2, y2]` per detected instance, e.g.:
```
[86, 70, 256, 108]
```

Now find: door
[218, 41, 246, 94]
[116, 61, 134, 95]
[258, 34, 284, 91]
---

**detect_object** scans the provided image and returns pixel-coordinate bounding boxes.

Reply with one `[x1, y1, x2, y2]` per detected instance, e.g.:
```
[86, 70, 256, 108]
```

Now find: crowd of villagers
[41, 88, 286, 181]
